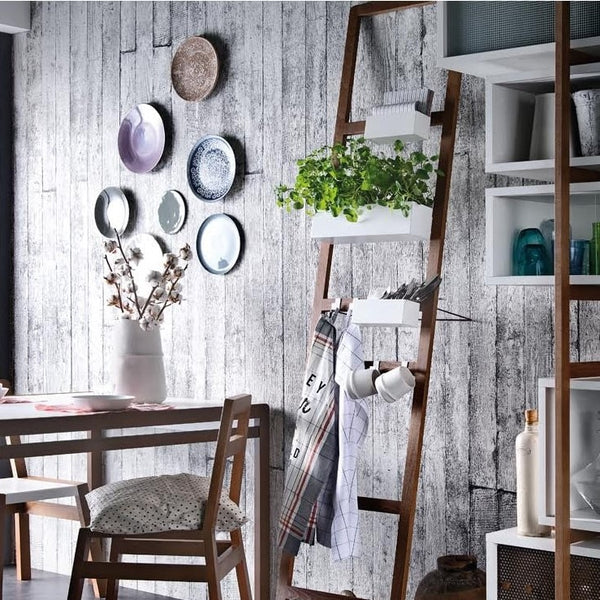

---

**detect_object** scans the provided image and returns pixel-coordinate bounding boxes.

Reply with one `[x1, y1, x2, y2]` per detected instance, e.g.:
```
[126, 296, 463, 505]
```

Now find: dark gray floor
[4, 568, 175, 600]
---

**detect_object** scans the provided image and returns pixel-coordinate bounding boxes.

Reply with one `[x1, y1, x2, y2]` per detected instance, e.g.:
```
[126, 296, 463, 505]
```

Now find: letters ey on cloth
[278, 315, 338, 556]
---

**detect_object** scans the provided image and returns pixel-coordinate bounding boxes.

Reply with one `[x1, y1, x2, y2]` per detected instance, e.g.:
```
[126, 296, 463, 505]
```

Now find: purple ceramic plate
[118, 104, 165, 173]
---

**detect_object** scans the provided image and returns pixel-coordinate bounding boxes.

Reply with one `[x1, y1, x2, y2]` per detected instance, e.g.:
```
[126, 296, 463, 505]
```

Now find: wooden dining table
[0, 395, 270, 600]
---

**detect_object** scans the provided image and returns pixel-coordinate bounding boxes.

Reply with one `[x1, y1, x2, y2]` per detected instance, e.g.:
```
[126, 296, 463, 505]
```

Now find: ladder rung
[357, 495, 402, 514]
[430, 110, 444, 127]
[570, 48, 600, 66]
[354, 1, 433, 18]
[570, 285, 600, 301]
[570, 362, 600, 378]
[341, 121, 366, 136]
[286, 586, 368, 600]
[570, 167, 600, 183]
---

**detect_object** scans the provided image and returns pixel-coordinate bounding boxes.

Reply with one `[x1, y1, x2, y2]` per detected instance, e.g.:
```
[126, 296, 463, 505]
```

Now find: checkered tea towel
[278, 316, 338, 556]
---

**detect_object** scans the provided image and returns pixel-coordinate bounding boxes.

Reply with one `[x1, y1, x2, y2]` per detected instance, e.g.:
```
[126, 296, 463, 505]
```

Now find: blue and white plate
[187, 135, 235, 202]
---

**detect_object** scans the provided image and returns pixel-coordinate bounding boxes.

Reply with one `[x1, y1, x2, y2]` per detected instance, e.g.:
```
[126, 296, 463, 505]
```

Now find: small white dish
[71, 393, 134, 412]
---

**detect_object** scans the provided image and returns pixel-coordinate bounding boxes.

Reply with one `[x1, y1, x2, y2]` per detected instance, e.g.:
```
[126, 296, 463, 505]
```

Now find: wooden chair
[0, 379, 91, 599]
[68, 394, 253, 600]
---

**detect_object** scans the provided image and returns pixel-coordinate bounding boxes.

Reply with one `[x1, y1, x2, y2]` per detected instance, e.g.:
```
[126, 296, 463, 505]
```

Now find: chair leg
[231, 529, 252, 600]
[68, 528, 91, 600]
[105, 538, 121, 600]
[0, 496, 6, 600]
[14, 513, 31, 581]
[205, 538, 223, 600]
[89, 537, 107, 598]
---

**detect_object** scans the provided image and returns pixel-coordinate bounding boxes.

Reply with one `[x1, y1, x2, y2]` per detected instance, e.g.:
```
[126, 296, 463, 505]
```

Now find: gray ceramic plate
[187, 135, 235, 202]
[158, 190, 187, 234]
[196, 214, 242, 275]
[94, 187, 130, 238]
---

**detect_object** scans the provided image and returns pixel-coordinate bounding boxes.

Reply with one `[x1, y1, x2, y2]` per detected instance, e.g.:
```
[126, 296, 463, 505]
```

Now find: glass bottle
[516, 409, 551, 537]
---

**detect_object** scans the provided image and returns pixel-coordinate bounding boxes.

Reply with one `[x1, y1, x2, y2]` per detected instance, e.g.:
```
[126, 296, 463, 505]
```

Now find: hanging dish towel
[278, 316, 338, 556]
[331, 321, 368, 560]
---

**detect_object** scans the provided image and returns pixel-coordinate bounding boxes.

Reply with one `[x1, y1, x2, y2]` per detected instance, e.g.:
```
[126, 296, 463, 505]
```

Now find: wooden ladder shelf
[277, 2, 462, 599]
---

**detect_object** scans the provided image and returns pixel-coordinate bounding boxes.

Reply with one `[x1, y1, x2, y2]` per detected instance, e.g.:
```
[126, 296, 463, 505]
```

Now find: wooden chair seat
[68, 394, 254, 600]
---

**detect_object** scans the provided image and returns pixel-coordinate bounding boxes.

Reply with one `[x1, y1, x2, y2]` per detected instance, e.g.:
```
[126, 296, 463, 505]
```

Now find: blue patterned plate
[187, 135, 235, 202]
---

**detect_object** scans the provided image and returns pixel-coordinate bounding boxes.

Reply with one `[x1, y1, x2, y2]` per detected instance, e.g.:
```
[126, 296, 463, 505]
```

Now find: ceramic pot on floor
[414, 555, 486, 600]
[112, 318, 166, 404]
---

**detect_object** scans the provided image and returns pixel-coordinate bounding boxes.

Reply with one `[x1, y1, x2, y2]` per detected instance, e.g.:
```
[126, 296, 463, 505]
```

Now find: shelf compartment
[437, 1, 600, 79]
[485, 182, 600, 285]
[310, 204, 432, 244]
[485, 70, 600, 180]
[539, 377, 600, 533]
[363, 110, 430, 145]
[351, 299, 420, 328]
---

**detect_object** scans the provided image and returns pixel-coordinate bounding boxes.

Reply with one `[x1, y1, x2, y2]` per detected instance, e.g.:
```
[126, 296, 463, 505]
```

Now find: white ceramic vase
[112, 318, 166, 404]
[529, 92, 576, 160]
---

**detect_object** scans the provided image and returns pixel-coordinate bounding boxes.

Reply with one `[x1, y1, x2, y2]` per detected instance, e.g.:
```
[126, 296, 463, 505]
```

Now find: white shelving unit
[351, 299, 420, 328]
[485, 69, 600, 180]
[538, 377, 600, 532]
[486, 528, 600, 600]
[486, 182, 600, 285]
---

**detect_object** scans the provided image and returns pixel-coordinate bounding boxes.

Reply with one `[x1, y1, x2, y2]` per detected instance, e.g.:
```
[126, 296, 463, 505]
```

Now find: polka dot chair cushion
[86, 473, 247, 535]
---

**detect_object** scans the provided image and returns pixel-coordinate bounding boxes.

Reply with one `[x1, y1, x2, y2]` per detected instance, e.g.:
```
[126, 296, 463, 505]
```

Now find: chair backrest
[202, 394, 252, 533]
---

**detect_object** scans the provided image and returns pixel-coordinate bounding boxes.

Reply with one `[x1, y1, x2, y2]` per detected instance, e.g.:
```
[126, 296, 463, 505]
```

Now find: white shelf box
[539, 377, 600, 533]
[364, 110, 430, 145]
[485, 182, 600, 285]
[351, 299, 420, 328]
[486, 527, 600, 600]
[485, 70, 600, 180]
[310, 204, 432, 244]
[437, 2, 600, 79]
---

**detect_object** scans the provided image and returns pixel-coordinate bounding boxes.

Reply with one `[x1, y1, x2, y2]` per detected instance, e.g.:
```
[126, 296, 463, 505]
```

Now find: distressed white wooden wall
[13, 2, 600, 599]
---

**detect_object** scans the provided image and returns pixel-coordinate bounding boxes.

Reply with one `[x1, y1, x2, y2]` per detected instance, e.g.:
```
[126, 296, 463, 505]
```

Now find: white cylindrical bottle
[516, 409, 551, 537]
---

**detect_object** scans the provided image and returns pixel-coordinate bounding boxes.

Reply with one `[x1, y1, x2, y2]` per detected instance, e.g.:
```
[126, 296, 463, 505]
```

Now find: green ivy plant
[276, 137, 442, 223]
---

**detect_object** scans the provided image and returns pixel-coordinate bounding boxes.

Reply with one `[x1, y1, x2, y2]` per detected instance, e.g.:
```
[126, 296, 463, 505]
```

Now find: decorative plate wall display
[171, 36, 219, 101]
[196, 214, 242, 275]
[187, 135, 236, 202]
[94, 187, 130, 238]
[118, 104, 166, 173]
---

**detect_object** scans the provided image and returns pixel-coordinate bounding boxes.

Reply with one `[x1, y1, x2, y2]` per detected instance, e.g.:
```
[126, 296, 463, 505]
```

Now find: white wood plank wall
[13, 2, 600, 598]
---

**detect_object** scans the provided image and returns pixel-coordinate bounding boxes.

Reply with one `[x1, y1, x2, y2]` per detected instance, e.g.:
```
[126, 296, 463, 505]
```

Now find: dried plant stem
[115, 229, 143, 318]
[104, 254, 124, 313]
[139, 265, 171, 320]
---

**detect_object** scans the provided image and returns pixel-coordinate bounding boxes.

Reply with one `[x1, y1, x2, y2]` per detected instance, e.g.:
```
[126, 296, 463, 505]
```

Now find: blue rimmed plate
[187, 135, 235, 202]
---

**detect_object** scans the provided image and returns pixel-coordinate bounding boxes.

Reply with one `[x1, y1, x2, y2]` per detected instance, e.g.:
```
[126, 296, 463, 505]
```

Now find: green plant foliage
[276, 138, 442, 222]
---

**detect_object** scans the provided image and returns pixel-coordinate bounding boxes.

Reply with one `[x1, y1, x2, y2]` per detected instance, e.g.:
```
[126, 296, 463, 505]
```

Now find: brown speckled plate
[171, 36, 219, 102]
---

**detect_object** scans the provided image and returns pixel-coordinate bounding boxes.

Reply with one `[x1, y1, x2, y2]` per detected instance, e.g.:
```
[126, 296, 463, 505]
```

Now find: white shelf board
[486, 156, 600, 182]
[351, 299, 420, 328]
[487, 527, 600, 558]
[487, 275, 600, 286]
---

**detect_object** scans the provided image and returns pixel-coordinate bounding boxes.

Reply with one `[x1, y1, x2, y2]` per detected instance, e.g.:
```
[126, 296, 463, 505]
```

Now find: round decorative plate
[94, 187, 130, 238]
[118, 104, 166, 173]
[187, 135, 235, 202]
[196, 214, 242, 275]
[158, 190, 187, 235]
[171, 36, 219, 101]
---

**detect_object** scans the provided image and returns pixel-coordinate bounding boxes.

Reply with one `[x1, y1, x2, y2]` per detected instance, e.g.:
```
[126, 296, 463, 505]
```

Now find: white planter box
[538, 377, 600, 532]
[310, 204, 432, 244]
[351, 299, 420, 328]
[364, 110, 430, 144]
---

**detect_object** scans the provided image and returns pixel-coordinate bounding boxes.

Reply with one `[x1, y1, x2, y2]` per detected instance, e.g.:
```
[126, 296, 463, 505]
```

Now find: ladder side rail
[390, 69, 462, 600]
[555, 2, 572, 599]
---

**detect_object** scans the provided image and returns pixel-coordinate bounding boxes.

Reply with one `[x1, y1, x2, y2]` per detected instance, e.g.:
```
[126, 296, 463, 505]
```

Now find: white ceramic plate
[71, 394, 134, 412]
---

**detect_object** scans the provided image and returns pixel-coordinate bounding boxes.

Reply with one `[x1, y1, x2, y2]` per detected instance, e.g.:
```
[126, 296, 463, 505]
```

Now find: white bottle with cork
[516, 409, 551, 536]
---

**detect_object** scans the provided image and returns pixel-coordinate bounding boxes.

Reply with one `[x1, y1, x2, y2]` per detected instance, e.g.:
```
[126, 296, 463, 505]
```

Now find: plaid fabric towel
[278, 316, 338, 556]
